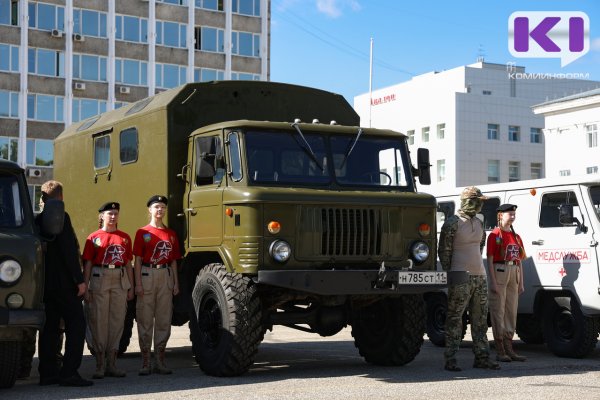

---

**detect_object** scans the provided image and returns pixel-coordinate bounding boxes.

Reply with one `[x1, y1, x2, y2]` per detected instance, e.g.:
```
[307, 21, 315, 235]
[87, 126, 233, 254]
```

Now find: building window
[28, 185, 42, 212]
[587, 166, 598, 174]
[436, 123, 445, 140]
[26, 138, 53, 166]
[28, 48, 65, 77]
[530, 127, 542, 144]
[437, 159, 445, 182]
[487, 123, 499, 140]
[488, 160, 499, 183]
[559, 170, 571, 177]
[0, 0, 18, 26]
[587, 124, 598, 148]
[194, 68, 224, 82]
[0, 90, 19, 118]
[195, 26, 225, 52]
[116, 15, 148, 44]
[531, 162, 542, 179]
[27, 94, 64, 122]
[483, 90, 492, 95]
[232, 31, 260, 57]
[156, 20, 187, 48]
[0, 136, 18, 162]
[195, 0, 224, 11]
[115, 58, 148, 86]
[508, 161, 520, 182]
[0, 44, 19, 72]
[28, 2, 64, 31]
[120, 128, 138, 164]
[407, 130, 415, 145]
[421, 127, 429, 142]
[232, 0, 260, 16]
[158, 0, 188, 5]
[73, 9, 107, 38]
[72, 98, 107, 123]
[509, 125, 520, 142]
[156, 63, 187, 89]
[73, 53, 107, 82]
[231, 71, 260, 80]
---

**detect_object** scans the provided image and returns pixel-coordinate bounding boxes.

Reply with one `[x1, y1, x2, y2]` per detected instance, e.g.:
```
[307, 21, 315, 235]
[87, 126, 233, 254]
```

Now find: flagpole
[369, 37, 373, 128]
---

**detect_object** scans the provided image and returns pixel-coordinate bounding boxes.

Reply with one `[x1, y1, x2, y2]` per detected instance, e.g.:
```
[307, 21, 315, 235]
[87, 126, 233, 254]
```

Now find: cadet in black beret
[496, 203, 517, 212]
[98, 202, 120, 213]
[146, 195, 168, 207]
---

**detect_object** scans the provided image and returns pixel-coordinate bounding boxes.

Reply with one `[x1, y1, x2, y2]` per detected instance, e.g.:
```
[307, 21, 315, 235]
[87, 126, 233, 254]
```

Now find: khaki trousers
[489, 263, 520, 339]
[136, 267, 174, 351]
[88, 267, 130, 354]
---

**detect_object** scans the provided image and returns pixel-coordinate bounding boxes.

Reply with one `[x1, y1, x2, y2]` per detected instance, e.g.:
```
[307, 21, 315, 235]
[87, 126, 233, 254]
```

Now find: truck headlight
[0, 259, 22, 284]
[410, 241, 429, 263]
[269, 240, 291, 263]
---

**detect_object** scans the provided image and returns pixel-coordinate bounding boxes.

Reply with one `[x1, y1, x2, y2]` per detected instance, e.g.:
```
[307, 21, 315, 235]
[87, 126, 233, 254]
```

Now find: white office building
[353, 61, 600, 192]
[533, 88, 600, 178]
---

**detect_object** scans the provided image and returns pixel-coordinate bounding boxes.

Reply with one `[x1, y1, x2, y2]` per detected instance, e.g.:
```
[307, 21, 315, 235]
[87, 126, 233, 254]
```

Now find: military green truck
[0, 160, 62, 388]
[54, 81, 446, 376]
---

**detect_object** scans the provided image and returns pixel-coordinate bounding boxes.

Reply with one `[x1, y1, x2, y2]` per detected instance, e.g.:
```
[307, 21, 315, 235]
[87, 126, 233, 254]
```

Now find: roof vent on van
[125, 97, 153, 116]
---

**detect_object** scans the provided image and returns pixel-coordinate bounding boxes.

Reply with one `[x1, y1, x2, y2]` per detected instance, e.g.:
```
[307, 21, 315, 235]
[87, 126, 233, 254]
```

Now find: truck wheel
[543, 296, 599, 358]
[118, 298, 137, 356]
[516, 314, 544, 344]
[189, 263, 262, 376]
[0, 341, 20, 388]
[425, 294, 467, 347]
[351, 295, 425, 365]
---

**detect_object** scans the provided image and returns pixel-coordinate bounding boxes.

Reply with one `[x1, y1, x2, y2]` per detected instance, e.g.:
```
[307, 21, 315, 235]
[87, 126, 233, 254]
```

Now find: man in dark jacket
[37, 180, 92, 387]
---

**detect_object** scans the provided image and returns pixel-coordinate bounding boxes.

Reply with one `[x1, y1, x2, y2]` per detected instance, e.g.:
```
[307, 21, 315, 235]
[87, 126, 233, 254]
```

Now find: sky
[270, 0, 600, 103]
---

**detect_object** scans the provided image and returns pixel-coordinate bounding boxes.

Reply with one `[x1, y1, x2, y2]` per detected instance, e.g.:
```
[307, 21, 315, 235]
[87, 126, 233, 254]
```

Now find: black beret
[98, 202, 120, 212]
[147, 195, 168, 207]
[497, 203, 517, 212]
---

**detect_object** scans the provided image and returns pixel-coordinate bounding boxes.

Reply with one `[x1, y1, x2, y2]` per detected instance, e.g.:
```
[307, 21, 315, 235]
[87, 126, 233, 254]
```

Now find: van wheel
[516, 314, 544, 344]
[425, 294, 467, 347]
[543, 297, 599, 357]
[0, 341, 20, 388]
[351, 295, 425, 365]
[189, 263, 262, 376]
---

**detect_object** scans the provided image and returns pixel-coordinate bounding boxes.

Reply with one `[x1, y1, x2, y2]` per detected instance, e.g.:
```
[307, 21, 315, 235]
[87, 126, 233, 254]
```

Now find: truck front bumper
[258, 270, 467, 295]
[0, 307, 45, 330]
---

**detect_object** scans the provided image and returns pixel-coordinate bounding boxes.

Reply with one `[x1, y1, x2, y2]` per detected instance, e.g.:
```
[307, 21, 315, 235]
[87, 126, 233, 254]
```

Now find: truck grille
[319, 208, 382, 256]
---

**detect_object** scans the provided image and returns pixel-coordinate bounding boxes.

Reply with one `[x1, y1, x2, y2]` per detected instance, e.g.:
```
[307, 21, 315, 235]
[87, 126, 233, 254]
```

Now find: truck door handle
[185, 208, 197, 216]
[531, 240, 544, 245]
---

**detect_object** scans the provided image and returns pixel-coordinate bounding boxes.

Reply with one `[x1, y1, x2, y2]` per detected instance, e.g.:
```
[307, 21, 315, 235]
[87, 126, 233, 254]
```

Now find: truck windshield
[246, 131, 331, 184]
[330, 135, 410, 188]
[0, 175, 24, 228]
[245, 131, 413, 189]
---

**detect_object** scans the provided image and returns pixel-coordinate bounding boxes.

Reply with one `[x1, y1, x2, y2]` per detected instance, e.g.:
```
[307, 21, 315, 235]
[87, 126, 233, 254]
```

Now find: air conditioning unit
[51, 29, 63, 38]
[74, 82, 86, 90]
[28, 168, 42, 178]
[119, 86, 131, 94]
[73, 33, 85, 42]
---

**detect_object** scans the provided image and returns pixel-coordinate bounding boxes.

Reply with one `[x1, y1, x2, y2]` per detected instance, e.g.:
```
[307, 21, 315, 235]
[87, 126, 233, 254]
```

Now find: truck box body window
[120, 128, 138, 164]
[94, 135, 110, 169]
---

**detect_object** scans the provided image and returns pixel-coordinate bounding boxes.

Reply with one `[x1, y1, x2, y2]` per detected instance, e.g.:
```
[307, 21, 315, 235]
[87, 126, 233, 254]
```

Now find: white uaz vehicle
[426, 176, 600, 358]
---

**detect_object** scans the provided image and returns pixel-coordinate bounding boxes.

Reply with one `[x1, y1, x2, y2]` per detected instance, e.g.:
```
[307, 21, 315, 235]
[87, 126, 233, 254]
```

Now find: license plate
[398, 271, 447, 285]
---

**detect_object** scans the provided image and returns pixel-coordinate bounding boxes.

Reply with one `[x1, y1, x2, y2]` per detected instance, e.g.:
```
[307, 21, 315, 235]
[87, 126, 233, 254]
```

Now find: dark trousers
[38, 291, 86, 379]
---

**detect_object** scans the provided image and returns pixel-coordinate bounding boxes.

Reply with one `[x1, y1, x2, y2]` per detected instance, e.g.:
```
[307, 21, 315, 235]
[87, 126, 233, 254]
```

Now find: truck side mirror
[417, 148, 431, 185]
[559, 204, 574, 225]
[41, 199, 65, 236]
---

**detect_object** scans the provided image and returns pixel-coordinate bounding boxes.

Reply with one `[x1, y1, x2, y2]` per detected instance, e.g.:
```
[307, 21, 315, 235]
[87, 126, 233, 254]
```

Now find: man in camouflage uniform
[438, 186, 500, 372]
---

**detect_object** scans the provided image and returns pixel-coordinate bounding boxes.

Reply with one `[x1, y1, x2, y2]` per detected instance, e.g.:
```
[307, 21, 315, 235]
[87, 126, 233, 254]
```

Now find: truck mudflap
[0, 307, 45, 330]
[257, 269, 463, 295]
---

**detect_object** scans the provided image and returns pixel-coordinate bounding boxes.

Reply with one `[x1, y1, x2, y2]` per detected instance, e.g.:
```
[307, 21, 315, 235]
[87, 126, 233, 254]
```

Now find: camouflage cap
[460, 186, 488, 200]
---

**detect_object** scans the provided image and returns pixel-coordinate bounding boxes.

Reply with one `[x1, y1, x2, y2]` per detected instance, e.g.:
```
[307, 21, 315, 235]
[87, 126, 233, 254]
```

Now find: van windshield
[0, 174, 25, 228]
[588, 186, 600, 221]
[244, 131, 413, 189]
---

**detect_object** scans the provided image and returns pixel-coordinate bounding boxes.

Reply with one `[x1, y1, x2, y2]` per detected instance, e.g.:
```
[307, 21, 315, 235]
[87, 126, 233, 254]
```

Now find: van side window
[227, 132, 242, 182]
[94, 135, 110, 169]
[195, 136, 224, 186]
[540, 191, 579, 228]
[436, 201, 454, 230]
[479, 197, 500, 230]
[120, 128, 138, 164]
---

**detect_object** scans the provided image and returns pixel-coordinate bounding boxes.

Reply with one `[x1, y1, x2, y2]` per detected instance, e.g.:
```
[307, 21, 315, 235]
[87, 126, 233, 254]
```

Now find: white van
[426, 176, 600, 358]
